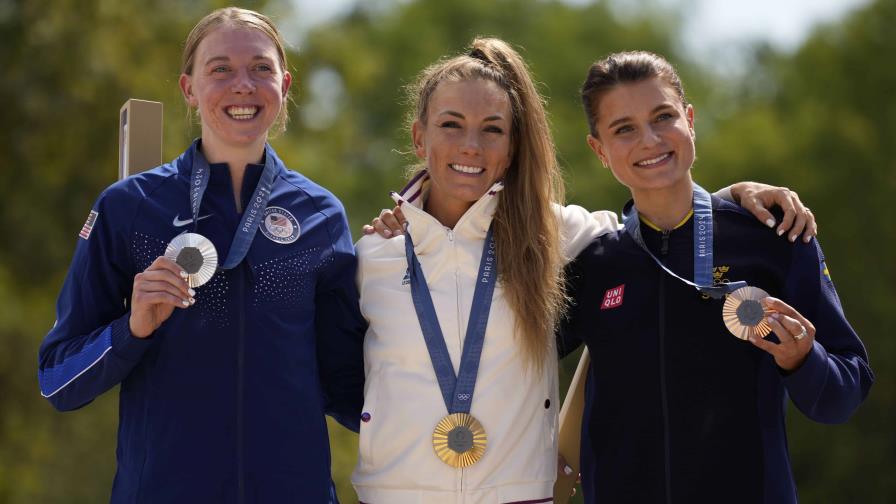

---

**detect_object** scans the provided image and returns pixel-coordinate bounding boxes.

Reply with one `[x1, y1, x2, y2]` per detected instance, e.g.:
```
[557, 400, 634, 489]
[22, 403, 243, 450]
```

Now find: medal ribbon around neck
[621, 183, 746, 299]
[189, 142, 279, 270]
[404, 223, 496, 467]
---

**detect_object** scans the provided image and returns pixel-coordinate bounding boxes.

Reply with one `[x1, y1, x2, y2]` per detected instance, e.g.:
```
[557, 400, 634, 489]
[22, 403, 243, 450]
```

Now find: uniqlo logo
[601, 284, 625, 310]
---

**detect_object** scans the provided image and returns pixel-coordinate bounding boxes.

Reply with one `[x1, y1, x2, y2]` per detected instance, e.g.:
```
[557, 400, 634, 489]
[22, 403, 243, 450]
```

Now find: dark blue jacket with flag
[38, 142, 365, 503]
[559, 195, 872, 504]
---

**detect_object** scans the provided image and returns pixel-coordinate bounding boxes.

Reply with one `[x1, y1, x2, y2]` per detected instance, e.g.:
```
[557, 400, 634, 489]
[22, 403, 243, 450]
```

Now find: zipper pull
[660, 230, 670, 256]
[447, 229, 455, 242]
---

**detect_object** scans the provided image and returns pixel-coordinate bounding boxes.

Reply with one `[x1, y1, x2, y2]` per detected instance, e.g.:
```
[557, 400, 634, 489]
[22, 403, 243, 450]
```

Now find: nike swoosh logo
[173, 214, 212, 227]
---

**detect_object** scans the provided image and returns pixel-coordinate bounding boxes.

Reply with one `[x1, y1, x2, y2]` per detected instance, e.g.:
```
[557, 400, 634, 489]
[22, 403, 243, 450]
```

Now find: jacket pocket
[358, 366, 382, 468]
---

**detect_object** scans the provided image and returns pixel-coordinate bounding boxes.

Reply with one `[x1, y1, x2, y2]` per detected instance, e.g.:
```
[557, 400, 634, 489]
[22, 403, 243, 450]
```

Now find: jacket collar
[390, 170, 504, 253]
[175, 138, 283, 185]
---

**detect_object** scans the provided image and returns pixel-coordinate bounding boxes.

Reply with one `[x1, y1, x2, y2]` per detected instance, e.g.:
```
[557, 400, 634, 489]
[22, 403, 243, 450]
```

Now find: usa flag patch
[79, 210, 98, 240]
[601, 284, 625, 310]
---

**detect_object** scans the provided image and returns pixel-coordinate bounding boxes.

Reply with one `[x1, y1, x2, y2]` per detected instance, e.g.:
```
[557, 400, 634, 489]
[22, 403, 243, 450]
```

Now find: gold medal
[722, 286, 772, 340]
[164, 232, 218, 288]
[432, 412, 487, 468]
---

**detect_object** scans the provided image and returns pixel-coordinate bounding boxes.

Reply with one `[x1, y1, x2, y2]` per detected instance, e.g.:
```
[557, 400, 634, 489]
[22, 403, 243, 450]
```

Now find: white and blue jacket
[38, 141, 365, 503]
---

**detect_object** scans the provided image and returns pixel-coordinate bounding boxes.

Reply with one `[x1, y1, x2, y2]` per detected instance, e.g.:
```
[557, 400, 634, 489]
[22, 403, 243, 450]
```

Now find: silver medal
[164, 232, 218, 288]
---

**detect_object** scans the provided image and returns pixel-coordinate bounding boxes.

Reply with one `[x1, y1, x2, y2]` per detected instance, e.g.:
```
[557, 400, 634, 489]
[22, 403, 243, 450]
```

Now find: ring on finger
[793, 325, 808, 341]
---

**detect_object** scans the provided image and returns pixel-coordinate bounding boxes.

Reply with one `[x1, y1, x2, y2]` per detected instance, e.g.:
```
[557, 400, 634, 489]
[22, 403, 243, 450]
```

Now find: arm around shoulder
[556, 203, 620, 263]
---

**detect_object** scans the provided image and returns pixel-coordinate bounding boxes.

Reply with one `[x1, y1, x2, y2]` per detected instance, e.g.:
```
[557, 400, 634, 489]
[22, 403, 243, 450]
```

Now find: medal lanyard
[405, 224, 497, 414]
[189, 143, 278, 270]
[622, 183, 745, 299]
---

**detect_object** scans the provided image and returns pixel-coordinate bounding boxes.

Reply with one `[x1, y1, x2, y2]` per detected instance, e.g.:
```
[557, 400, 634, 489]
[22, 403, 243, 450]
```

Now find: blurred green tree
[0, 0, 891, 502]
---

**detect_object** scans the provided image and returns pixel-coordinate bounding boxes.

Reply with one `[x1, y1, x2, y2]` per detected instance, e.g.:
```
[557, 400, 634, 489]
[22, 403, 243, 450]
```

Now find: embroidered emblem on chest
[601, 284, 625, 310]
[702, 265, 731, 300]
[260, 206, 300, 244]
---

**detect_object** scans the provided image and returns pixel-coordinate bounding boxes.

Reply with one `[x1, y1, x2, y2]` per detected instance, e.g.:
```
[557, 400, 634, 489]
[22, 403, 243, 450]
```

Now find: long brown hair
[181, 7, 291, 134]
[407, 38, 565, 371]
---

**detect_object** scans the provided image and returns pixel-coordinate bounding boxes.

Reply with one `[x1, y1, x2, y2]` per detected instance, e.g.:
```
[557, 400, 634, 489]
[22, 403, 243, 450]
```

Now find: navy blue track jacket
[38, 142, 366, 503]
[559, 196, 872, 504]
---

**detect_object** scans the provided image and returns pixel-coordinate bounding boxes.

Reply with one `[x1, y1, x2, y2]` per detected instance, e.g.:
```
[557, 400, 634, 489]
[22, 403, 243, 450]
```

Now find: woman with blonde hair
[38, 8, 364, 502]
[354, 38, 812, 503]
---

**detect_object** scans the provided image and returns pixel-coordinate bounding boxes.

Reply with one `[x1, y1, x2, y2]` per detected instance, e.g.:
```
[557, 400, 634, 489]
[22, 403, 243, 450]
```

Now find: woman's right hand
[129, 256, 195, 338]
[361, 206, 407, 238]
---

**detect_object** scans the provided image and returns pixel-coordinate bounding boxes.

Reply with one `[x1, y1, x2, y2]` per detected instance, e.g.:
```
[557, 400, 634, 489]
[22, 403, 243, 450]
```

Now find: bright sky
[669, 0, 871, 57]
[289, 0, 872, 59]
[287, 0, 872, 127]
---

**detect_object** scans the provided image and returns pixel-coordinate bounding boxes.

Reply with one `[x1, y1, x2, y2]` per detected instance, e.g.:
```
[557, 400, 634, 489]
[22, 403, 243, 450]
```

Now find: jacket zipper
[447, 227, 467, 496]
[659, 230, 672, 504]
[237, 268, 246, 504]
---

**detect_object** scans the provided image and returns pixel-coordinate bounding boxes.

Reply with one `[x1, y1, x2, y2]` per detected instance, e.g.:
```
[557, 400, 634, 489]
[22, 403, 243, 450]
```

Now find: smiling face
[179, 24, 291, 155]
[587, 77, 695, 198]
[412, 79, 513, 225]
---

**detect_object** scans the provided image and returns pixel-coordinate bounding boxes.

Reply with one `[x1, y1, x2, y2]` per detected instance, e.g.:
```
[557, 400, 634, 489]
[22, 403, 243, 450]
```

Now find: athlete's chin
[446, 184, 493, 202]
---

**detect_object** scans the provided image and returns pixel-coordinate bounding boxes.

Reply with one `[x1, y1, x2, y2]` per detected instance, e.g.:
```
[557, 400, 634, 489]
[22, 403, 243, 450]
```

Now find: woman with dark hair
[560, 50, 872, 504]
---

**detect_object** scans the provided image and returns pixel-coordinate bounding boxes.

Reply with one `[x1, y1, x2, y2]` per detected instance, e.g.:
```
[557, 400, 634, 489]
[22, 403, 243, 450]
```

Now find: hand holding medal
[129, 256, 196, 339]
[164, 232, 218, 288]
[747, 297, 816, 372]
[129, 142, 278, 340]
[624, 183, 816, 372]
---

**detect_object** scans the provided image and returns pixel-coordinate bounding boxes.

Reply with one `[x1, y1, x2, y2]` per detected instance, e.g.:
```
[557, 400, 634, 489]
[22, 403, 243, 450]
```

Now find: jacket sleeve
[781, 238, 873, 423]
[557, 203, 620, 263]
[38, 187, 155, 411]
[556, 251, 588, 359]
[315, 205, 367, 433]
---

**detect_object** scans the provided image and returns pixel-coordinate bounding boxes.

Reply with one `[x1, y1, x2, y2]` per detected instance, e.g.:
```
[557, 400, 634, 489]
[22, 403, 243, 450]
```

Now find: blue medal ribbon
[404, 224, 497, 414]
[189, 142, 279, 270]
[622, 183, 746, 299]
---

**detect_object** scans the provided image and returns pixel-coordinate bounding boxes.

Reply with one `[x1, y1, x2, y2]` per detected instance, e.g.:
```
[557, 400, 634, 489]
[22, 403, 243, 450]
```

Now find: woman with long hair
[353, 38, 814, 503]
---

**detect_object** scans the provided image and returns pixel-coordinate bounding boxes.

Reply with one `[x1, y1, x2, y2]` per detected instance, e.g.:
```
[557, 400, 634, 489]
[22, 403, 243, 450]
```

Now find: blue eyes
[613, 112, 676, 135]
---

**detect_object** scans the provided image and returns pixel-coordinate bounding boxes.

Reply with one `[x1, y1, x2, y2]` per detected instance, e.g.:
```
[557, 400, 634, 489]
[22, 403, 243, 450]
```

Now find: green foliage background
[1, 0, 892, 502]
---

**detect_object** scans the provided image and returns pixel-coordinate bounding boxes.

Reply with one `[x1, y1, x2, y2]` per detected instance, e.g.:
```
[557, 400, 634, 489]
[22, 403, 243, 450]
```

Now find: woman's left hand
[361, 206, 406, 237]
[730, 182, 818, 243]
[749, 297, 816, 372]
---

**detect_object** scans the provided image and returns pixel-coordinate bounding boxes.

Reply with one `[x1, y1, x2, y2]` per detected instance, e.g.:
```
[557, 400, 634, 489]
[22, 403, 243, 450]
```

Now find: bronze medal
[432, 412, 487, 468]
[722, 285, 772, 340]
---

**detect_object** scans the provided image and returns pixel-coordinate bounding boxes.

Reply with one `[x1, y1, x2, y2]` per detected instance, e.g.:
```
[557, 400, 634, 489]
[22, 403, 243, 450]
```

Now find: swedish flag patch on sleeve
[821, 261, 832, 282]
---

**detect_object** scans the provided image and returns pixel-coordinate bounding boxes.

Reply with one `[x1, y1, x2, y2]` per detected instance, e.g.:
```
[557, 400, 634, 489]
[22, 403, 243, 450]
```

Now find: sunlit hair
[406, 37, 566, 372]
[181, 7, 290, 134]
[581, 51, 687, 137]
